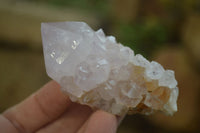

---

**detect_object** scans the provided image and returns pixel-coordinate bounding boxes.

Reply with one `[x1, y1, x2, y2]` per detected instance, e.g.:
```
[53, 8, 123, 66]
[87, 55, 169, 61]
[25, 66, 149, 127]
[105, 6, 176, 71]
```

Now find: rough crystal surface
[41, 21, 179, 116]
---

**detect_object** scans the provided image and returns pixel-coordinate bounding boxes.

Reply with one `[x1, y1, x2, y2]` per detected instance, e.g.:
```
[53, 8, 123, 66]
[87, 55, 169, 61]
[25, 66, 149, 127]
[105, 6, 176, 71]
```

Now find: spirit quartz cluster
[41, 21, 179, 116]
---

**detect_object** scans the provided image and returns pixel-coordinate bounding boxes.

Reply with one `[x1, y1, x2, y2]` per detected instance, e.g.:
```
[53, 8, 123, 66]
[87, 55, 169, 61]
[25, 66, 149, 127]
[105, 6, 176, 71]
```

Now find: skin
[0, 81, 119, 133]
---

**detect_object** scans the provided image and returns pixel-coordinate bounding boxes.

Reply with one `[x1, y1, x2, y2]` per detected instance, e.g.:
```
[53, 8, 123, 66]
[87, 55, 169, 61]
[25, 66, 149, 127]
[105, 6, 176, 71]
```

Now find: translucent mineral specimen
[41, 21, 179, 116]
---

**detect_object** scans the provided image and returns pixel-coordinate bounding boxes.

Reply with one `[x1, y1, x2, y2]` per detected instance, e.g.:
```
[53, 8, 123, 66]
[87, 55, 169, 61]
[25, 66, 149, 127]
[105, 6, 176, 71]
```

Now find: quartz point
[41, 21, 179, 116]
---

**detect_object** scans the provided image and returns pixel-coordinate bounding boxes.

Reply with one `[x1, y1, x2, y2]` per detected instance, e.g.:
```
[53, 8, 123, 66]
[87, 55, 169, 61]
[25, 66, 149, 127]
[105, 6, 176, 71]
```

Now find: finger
[0, 115, 19, 133]
[78, 110, 118, 133]
[36, 103, 92, 133]
[3, 80, 71, 133]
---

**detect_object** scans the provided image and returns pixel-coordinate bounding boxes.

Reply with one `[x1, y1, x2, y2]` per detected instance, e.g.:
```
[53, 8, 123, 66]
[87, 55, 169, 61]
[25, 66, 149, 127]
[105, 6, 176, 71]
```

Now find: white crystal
[41, 21, 179, 116]
[158, 70, 178, 89]
[132, 54, 150, 67]
[145, 61, 165, 80]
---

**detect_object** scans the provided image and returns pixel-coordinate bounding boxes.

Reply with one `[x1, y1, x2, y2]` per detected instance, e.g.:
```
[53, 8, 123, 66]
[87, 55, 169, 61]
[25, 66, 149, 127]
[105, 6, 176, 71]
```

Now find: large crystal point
[41, 21, 179, 116]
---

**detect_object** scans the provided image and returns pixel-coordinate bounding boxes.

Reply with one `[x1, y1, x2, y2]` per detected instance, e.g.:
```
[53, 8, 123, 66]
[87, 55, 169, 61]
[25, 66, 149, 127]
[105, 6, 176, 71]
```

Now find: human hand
[0, 81, 119, 133]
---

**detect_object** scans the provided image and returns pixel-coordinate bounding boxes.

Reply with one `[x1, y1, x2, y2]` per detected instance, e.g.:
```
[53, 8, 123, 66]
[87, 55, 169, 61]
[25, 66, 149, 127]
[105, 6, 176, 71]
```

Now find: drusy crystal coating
[41, 21, 179, 116]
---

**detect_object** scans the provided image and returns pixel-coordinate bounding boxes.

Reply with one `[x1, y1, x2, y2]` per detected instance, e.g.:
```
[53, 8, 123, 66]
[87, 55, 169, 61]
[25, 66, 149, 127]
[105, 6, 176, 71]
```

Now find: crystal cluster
[41, 21, 179, 116]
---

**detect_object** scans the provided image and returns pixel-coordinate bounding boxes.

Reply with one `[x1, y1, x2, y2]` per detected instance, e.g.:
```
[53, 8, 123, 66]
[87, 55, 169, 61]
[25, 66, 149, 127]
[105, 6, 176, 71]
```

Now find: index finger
[2, 80, 71, 133]
[78, 110, 118, 133]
